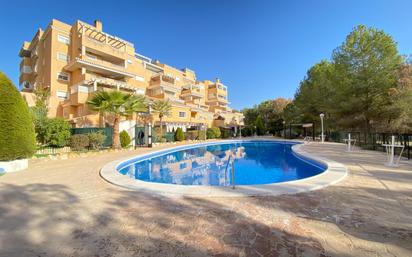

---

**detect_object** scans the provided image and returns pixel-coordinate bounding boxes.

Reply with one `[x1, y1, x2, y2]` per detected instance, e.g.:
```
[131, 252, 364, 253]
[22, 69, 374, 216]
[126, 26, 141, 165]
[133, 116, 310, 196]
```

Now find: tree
[42, 118, 71, 147]
[87, 91, 144, 149]
[174, 127, 185, 141]
[255, 115, 266, 136]
[29, 86, 50, 143]
[332, 25, 403, 132]
[125, 95, 148, 125]
[0, 72, 36, 161]
[152, 100, 172, 137]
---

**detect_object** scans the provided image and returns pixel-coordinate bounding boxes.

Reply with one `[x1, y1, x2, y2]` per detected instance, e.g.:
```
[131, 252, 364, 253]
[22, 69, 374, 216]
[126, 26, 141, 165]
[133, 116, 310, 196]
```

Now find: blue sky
[1, 0, 411, 110]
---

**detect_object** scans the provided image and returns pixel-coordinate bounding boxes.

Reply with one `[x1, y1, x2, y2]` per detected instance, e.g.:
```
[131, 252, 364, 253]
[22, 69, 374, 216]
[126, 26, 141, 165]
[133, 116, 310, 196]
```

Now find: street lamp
[320, 113, 325, 143]
[282, 120, 286, 138]
[147, 104, 153, 148]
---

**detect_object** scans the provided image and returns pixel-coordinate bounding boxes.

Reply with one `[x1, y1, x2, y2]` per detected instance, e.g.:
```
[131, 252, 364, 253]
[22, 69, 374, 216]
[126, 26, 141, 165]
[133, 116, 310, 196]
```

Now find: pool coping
[100, 139, 347, 197]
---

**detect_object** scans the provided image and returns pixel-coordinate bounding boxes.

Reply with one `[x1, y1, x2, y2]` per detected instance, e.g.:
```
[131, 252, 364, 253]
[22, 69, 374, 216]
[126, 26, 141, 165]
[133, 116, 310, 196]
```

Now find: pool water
[117, 141, 326, 186]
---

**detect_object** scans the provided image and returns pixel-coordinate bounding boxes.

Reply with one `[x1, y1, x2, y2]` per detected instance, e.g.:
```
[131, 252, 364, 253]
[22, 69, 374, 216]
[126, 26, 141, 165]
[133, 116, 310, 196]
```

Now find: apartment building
[19, 19, 244, 132]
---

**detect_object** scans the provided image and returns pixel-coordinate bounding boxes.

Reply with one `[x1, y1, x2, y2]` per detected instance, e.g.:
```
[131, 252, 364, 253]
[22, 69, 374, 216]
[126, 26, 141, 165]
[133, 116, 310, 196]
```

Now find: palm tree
[152, 100, 172, 136]
[124, 95, 148, 126]
[87, 91, 145, 149]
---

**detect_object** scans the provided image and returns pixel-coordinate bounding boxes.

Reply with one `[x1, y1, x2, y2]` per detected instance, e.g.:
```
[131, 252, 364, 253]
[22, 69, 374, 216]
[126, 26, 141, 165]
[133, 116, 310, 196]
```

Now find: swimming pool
[117, 141, 326, 186]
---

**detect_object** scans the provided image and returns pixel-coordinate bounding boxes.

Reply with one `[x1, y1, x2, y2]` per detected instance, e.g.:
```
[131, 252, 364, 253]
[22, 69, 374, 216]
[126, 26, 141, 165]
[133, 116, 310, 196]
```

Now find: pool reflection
[119, 142, 324, 186]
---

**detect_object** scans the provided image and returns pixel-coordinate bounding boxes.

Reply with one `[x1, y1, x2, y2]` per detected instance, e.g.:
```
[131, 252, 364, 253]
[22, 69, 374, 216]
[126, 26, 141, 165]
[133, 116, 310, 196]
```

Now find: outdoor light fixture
[147, 104, 153, 147]
[320, 113, 325, 143]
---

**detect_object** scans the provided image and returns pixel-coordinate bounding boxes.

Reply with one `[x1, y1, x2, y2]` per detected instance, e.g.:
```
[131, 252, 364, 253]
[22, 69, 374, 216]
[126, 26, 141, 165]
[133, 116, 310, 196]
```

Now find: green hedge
[120, 130, 131, 148]
[174, 127, 185, 141]
[0, 72, 36, 161]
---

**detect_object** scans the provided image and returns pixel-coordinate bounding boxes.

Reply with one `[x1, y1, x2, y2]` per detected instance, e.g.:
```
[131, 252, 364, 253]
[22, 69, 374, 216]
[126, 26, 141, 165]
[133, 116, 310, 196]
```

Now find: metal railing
[224, 150, 236, 189]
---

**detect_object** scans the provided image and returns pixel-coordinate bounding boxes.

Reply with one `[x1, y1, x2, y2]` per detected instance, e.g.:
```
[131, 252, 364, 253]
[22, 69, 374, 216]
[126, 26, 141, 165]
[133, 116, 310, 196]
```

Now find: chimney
[216, 78, 221, 84]
[94, 20, 103, 31]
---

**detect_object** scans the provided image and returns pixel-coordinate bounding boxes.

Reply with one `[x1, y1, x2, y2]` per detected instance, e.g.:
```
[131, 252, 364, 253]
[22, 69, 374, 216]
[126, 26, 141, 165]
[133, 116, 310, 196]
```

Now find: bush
[175, 127, 185, 141]
[120, 130, 131, 148]
[42, 118, 71, 147]
[185, 130, 198, 140]
[198, 130, 206, 140]
[87, 131, 106, 150]
[70, 134, 89, 151]
[207, 127, 221, 139]
[0, 72, 36, 161]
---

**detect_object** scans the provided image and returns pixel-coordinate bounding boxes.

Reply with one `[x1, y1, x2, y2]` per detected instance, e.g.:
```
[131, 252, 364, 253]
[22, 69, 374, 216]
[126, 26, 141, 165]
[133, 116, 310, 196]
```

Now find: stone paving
[0, 142, 411, 257]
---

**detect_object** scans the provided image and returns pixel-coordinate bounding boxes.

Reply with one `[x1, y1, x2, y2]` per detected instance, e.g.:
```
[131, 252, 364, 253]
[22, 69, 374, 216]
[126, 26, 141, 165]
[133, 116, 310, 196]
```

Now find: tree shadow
[0, 182, 330, 257]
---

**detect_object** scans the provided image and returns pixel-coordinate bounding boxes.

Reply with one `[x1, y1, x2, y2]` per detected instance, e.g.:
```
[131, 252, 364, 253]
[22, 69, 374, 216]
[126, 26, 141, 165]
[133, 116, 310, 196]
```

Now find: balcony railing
[65, 57, 135, 78]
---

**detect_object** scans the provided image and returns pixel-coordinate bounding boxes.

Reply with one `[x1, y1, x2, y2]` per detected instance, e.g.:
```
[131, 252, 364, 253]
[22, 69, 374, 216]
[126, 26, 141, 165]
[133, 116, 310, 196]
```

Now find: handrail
[224, 149, 235, 189]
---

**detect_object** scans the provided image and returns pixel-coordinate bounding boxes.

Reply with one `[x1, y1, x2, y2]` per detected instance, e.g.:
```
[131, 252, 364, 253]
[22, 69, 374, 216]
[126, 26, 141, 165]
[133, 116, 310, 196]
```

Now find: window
[57, 52, 70, 62]
[78, 85, 89, 93]
[57, 72, 69, 81]
[86, 54, 97, 60]
[21, 66, 32, 74]
[57, 34, 70, 45]
[179, 112, 186, 118]
[56, 90, 68, 100]
[135, 75, 145, 82]
[135, 88, 145, 95]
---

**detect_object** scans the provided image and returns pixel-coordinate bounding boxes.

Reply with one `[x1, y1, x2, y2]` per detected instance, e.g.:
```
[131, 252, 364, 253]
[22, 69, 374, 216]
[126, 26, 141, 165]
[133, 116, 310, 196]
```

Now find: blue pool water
[117, 141, 326, 186]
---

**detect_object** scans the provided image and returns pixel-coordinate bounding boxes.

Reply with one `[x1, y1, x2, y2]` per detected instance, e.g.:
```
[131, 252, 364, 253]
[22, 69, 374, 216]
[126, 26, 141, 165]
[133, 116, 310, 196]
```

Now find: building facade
[19, 19, 243, 132]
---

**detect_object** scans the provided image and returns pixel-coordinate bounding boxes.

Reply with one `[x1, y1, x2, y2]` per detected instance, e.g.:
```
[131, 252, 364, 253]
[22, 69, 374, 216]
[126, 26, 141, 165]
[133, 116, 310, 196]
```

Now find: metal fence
[329, 132, 411, 160]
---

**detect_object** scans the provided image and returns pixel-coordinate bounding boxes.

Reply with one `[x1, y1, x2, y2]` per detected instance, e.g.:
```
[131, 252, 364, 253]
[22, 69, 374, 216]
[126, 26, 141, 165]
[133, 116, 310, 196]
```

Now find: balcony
[18, 42, 31, 58]
[84, 74, 137, 92]
[65, 56, 135, 78]
[181, 84, 203, 99]
[148, 74, 180, 96]
[79, 22, 132, 60]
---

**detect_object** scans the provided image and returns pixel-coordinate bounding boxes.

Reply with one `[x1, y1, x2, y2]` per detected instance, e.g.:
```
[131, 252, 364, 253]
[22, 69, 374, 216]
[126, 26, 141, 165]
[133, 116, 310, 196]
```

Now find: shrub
[120, 130, 131, 148]
[70, 134, 89, 151]
[175, 127, 185, 141]
[42, 118, 71, 147]
[185, 130, 198, 140]
[0, 72, 36, 161]
[207, 127, 221, 139]
[198, 130, 206, 140]
[87, 131, 106, 150]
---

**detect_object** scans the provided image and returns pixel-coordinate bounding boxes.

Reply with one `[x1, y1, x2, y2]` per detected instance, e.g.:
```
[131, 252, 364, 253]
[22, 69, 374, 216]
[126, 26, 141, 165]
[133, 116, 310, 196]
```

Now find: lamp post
[320, 113, 325, 143]
[282, 120, 286, 139]
[147, 104, 153, 148]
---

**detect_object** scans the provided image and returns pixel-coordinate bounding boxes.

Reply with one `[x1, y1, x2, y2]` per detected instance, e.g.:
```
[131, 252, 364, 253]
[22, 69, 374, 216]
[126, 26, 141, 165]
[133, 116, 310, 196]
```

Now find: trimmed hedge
[0, 72, 36, 161]
[174, 127, 185, 141]
[120, 130, 131, 148]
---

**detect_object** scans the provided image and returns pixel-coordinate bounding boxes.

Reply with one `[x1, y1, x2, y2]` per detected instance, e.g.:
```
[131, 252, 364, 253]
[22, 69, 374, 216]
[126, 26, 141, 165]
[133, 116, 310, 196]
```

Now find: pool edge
[100, 139, 347, 197]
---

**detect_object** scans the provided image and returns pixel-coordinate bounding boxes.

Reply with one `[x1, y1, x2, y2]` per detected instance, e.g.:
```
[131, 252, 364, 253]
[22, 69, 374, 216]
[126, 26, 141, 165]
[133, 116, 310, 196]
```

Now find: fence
[71, 127, 113, 147]
[329, 132, 411, 160]
[36, 146, 71, 155]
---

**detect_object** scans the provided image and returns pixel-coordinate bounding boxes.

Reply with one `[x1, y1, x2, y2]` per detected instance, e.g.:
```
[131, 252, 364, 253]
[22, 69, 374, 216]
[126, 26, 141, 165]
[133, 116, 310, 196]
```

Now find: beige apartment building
[19, 19, 244, 133]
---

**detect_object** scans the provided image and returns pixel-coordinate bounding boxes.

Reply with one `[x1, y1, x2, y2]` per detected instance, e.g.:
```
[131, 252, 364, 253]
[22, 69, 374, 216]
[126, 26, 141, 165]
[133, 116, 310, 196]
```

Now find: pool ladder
[225, 150, 236, 189]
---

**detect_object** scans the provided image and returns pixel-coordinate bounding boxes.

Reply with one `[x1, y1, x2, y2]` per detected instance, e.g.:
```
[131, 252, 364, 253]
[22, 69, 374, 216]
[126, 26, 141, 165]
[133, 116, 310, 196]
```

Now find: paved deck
[0, 142, 411, 257]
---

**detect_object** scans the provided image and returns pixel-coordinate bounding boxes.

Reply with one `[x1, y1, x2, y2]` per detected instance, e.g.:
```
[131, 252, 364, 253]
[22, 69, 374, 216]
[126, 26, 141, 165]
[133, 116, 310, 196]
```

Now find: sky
[1, 0, 411, 110]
